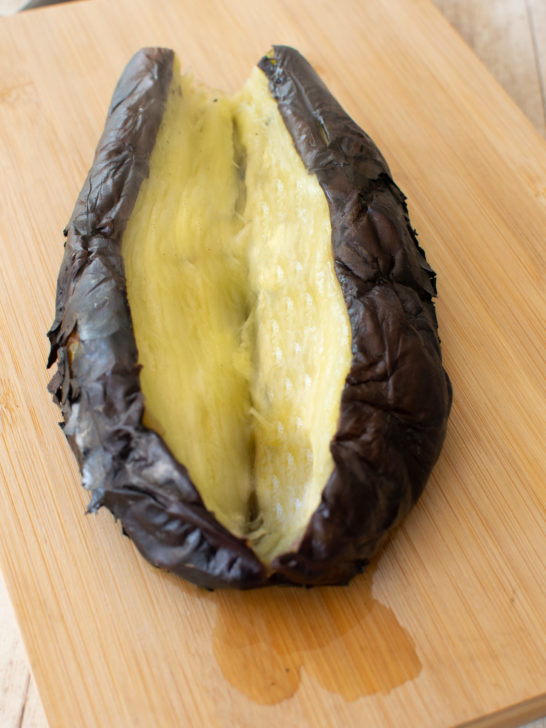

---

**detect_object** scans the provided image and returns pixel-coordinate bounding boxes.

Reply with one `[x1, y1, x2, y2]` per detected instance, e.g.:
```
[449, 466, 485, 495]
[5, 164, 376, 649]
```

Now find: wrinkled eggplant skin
[48, 46, 452, 589]
[260, 47, 452, 585]
[47, 47, 267, 590]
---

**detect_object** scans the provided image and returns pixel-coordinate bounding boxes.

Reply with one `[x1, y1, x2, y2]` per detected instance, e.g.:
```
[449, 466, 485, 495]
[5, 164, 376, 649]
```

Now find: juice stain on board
[210, 564, 421, 704]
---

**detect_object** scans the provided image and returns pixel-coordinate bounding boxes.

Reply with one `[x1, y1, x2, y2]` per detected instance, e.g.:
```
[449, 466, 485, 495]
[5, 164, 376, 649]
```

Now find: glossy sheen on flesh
[121, 63, 352, 563]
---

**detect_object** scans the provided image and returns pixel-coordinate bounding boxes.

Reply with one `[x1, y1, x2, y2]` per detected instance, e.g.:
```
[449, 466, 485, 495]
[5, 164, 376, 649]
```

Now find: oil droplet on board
[210, 563, 421, 704]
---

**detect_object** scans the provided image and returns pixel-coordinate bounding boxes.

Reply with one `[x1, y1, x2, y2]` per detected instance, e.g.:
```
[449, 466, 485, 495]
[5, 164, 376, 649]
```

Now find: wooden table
[0, 1, 545, 726]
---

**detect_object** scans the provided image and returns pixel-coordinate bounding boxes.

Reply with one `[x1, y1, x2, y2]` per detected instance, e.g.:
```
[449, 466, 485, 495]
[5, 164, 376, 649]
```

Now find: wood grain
[433, 0, 546, 136]
[0, 0, 545, 727]
[0, 570, 48, 728]
[528, 0, 546, 127]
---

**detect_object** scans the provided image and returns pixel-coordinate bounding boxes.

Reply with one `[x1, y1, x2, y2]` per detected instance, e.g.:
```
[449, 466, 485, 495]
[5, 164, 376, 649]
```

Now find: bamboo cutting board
[1, 0, 545, 726]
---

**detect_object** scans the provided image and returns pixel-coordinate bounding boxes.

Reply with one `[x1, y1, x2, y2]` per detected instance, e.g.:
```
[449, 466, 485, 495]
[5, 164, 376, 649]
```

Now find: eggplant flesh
[47, 47, 452, 589]
[122, 62, 352, 564]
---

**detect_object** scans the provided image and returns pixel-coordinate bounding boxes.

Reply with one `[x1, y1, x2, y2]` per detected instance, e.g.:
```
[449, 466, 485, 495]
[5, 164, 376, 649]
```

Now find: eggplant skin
[47, 45, 452, 589]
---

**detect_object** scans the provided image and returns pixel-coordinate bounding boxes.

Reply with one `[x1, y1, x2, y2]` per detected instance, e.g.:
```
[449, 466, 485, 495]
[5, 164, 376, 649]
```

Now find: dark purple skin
[47, 45, 452, 589]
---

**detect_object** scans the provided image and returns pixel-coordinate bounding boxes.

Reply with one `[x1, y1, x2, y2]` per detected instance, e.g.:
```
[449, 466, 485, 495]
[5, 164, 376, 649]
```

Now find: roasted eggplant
[47, 46, 452, 589]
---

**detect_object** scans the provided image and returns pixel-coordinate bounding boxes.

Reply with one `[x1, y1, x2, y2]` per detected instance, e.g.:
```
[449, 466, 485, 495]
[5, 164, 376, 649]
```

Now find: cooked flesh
[122, 61, 352, 564]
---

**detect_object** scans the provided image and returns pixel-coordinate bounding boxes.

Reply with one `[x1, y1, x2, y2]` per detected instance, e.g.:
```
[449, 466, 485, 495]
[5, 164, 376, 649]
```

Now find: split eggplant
[47, 46, 452, 588]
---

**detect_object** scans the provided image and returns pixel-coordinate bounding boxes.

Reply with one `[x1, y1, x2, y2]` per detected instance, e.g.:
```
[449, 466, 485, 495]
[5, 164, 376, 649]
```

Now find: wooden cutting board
[0, 0, 545, 726]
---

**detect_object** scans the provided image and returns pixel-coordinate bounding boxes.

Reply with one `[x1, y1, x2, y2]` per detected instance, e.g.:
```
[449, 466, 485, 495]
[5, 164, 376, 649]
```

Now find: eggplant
[47, 46, 452, 589]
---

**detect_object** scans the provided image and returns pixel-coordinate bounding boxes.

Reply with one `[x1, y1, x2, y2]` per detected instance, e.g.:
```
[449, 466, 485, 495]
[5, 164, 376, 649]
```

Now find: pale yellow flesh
[122, 61, 352, 564]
